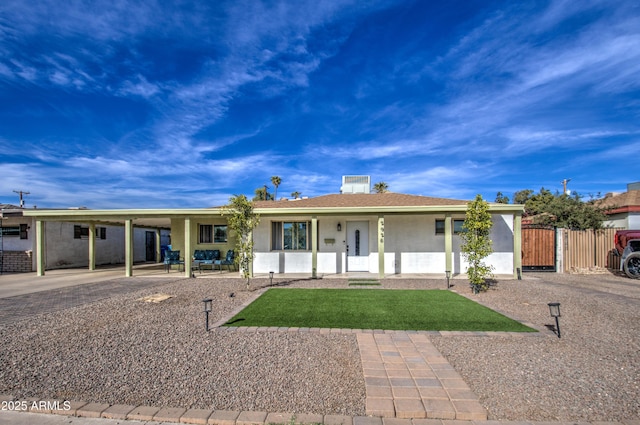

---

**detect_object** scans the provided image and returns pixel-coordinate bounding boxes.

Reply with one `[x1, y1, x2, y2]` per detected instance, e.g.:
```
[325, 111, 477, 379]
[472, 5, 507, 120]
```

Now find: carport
[22, 208, 223, 278]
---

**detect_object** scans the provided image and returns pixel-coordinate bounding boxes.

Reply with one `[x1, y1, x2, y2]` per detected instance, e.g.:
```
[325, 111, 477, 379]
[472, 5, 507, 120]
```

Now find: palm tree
[291, 191, 301, 199]
[373, 181, 389, 193]
[271, 176, 282, 201]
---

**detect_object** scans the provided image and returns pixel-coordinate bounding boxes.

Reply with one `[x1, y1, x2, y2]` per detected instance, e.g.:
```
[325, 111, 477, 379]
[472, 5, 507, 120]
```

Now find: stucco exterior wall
[169, 217, 235, 261]
[252, 213, 516, 275]
[44, 222, 169, 269]
[2, 217, 169, 272]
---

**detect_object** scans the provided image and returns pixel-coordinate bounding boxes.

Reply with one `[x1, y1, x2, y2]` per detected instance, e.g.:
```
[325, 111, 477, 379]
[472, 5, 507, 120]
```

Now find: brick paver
[357, 332, 487, 420]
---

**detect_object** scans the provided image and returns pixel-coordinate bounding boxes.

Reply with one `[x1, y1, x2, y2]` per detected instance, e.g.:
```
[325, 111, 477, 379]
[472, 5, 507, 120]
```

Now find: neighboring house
[24, 177, 524, 278]
[597, 182, 640, 229]
[1, 204, 170, 273]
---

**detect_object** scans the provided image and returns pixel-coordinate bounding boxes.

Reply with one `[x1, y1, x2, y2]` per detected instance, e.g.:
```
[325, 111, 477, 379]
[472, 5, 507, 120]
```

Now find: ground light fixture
[269, 271, 274, 285]
[445, 270, 451, 289]
[203, 298, 213, 331]
[548, 302, 561, 338]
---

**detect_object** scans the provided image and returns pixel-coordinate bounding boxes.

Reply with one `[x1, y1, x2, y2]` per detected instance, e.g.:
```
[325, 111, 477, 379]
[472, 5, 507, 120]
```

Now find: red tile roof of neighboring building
[597, 190, 640, 214]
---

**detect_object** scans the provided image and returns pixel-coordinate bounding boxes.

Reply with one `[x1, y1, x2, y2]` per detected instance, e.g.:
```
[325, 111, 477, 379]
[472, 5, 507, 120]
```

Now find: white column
[125, 219, 133, 277]
[311, 217, 318, 278]
[445, 214, 453, 274]
[184, 218, 192, 277]
[36, 220, 45, 276]
[88, 223, 96, 271]
[378, 215, 385, 278]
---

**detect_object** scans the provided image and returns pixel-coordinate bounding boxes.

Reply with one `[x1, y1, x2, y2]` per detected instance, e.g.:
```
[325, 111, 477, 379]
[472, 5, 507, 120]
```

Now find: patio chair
[215, 250, 235, 272]
[164, 250, 184, 272]
[192, 250, 206, 273]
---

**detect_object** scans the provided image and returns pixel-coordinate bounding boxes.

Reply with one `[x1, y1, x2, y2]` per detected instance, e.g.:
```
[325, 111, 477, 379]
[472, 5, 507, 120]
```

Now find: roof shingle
[253, 193, 469, 209]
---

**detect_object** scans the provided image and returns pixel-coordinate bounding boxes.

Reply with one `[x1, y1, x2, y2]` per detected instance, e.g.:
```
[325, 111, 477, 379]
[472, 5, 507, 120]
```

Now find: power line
[561, 179, 571, 195]
[12, 190, 30, 208]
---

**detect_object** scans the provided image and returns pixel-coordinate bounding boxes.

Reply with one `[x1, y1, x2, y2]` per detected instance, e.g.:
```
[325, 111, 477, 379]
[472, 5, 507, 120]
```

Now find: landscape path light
[203, 298, 213, 332]
[269, 271, 274, 285]
[445, 270, 451, 289]
[548, 302, 561, 338]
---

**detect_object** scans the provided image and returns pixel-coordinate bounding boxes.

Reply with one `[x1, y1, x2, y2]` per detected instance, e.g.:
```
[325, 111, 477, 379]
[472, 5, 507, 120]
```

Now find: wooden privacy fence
[522, 226, 556, 271]
[561, 227, 622, 272]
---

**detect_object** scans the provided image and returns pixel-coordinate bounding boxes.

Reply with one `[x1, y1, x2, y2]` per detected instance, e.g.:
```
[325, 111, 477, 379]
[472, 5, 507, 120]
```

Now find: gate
[522, 225, 556, 271]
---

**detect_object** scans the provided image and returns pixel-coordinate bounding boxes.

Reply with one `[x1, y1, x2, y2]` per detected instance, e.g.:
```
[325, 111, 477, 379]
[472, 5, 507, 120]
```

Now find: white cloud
[117, 75, 161, 98]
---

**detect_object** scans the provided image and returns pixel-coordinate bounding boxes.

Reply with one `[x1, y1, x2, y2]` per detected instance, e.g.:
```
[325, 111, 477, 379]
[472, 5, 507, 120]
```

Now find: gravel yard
[431, 272, 640, 422]
[0, 272, 638, 421]
[0, 278, 366, 416]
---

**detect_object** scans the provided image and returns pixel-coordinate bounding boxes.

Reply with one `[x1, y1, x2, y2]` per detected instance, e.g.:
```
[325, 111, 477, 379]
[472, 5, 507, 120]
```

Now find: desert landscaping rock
[0, 273, 638, 422]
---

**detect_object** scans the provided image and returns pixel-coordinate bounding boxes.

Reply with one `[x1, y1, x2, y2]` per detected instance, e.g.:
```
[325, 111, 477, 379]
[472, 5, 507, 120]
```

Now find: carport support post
[184, 218, 192, 278]
[378, 215, 385, 278]
[514, 212, 522, 279]
[88, 223, 96, 271]
[36, 220, 45, 276]
[155, 228, 162, 263]
[125, 219, 133, 277]
[445, 214, 453, 275]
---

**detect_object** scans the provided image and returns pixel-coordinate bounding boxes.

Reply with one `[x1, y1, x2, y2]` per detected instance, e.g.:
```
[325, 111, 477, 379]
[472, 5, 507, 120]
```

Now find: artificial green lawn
[225, 288, 536, 332]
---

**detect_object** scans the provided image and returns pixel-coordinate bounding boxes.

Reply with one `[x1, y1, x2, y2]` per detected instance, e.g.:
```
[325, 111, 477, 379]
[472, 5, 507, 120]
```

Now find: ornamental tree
[460, 194, 494, 293]
[221, 194, 260, 288]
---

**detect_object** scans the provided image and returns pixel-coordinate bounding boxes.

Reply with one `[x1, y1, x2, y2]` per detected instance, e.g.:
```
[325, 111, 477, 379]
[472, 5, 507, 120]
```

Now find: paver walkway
[357, 332, 486, 420]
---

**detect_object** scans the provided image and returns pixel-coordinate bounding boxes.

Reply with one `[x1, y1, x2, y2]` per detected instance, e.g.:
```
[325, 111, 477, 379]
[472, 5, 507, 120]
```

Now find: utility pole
[13, 190, 30, 208]
[561, 179, 571, 195]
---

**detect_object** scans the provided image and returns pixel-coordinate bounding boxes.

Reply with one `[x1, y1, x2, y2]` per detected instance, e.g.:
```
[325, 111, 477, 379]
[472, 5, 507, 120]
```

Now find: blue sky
[1, 0, 639, 209]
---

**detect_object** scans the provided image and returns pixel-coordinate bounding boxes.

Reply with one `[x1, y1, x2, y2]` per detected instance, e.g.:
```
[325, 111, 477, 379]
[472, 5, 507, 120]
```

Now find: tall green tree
[221, 195, 260, 288]
[253, 186, 272, 201]
[514, 188, 607, 229]
[373, 181, 389, 193]
[461, 194, 494, 293]
[495, 192, 509, 204]
[270, 176, 282, 200]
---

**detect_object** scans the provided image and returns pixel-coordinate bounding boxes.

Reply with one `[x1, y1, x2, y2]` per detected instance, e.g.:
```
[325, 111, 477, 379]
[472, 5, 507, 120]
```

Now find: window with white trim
[271, 221, 310, 250]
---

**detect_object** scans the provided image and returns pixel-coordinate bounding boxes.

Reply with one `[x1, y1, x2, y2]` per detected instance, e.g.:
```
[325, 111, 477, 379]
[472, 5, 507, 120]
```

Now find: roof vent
[341, 175, 371, 194]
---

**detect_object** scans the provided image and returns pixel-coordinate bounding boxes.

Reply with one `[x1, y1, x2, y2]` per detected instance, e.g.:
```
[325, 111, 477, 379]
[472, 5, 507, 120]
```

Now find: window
[199, 224, 227, 244]
[199, 224, 213, 244]
[74, 225, 89, 239]
[214, 225, 227, 243]
[435, 219, 466, 235]
[19, 224, 28, 239]
[272, 221, 310, 250]
[73, 225, 103, 239]
[1, 226, 21, 237]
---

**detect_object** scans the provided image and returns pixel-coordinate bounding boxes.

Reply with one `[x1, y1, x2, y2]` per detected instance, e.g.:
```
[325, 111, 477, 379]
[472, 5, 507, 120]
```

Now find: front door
[145, 231, 156, 262]
[347, 221, 369, 272]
